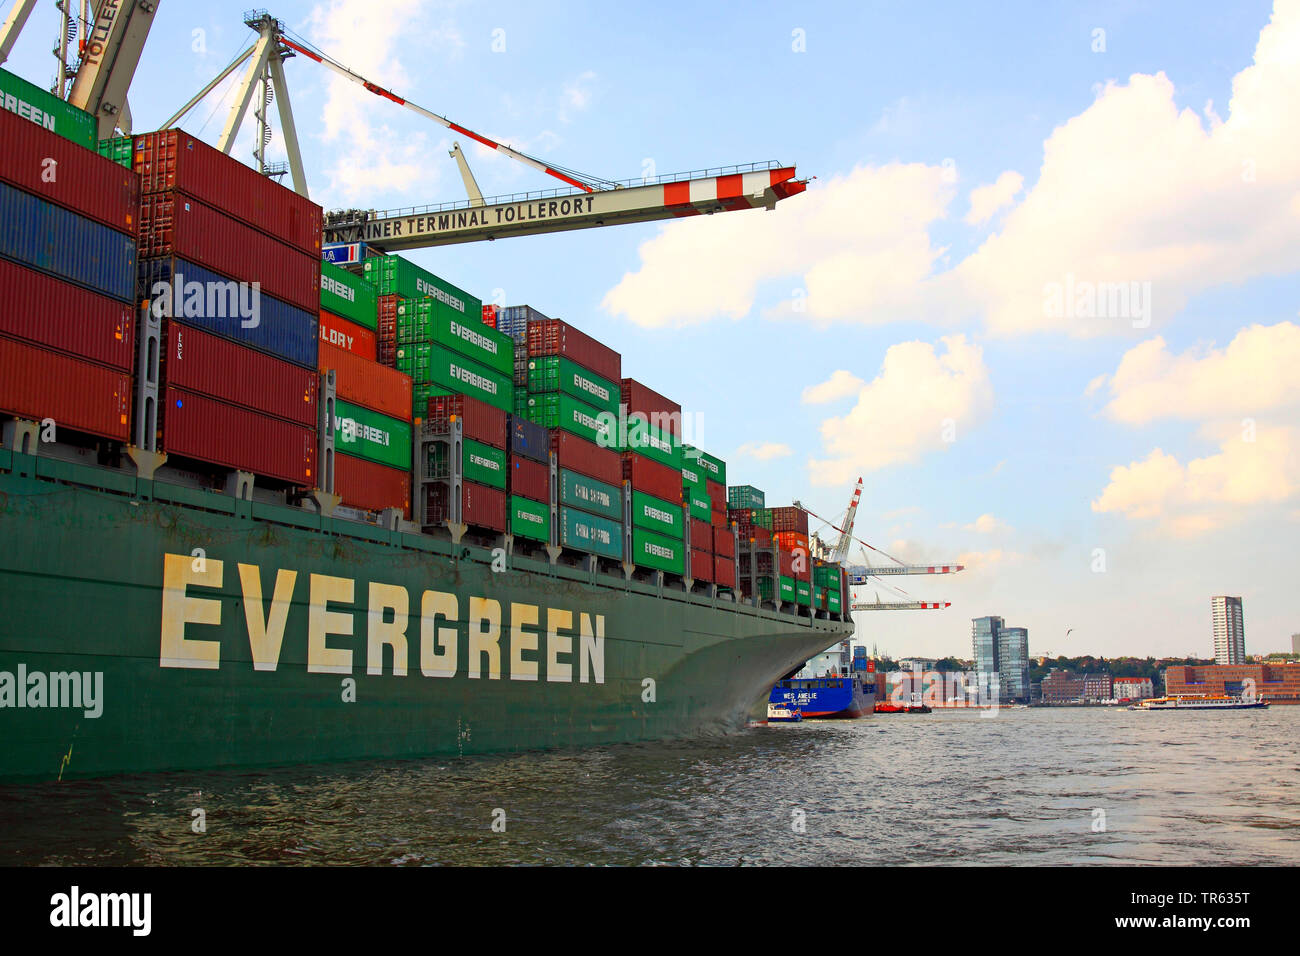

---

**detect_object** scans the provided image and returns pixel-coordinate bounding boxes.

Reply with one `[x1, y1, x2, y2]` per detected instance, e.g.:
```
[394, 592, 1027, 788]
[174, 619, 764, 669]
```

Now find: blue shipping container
[509, 414, 550, 463]
[141, 257, 319, 369]
[0, 180, 136, 302]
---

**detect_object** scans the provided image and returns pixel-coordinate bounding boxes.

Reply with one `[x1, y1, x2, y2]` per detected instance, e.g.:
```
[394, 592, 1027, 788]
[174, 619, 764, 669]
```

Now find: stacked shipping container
[0, 76, 136, 442]
[133, 129, 324, 487]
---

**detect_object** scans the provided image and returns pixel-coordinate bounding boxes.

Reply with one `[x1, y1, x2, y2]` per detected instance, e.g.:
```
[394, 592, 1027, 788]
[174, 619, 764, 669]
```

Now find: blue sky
[6, 0, 1297, 660]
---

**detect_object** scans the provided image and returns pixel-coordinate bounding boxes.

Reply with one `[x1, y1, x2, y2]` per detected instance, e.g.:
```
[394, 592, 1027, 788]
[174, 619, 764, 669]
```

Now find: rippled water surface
[2, 706, 1297, 865]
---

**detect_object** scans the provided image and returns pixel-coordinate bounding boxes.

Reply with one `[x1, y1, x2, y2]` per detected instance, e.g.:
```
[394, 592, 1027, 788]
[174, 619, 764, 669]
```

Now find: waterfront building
[998, 627, 1030, 703]
[972, 616, 1003, 700]
[1211, 596, 1246, 665]
[1113, 678, 1154, 700]
[1040, 670, 1113, 703]
[1164, 662, 1300, 703]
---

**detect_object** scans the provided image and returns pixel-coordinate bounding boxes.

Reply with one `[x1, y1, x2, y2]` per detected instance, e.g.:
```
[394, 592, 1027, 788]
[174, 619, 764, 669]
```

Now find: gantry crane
[159, 11, 807, 246]
[795, 482, 963, 610]
[0, 0, 159, 138]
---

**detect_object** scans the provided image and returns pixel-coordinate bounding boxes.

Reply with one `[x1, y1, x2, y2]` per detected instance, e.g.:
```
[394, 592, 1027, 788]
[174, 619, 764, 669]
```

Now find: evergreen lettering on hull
[158, 554, 605, 684]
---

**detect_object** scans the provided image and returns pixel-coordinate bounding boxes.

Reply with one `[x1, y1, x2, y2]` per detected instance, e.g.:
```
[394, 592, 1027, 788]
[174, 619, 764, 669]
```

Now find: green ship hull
[0, 450, 851, 782]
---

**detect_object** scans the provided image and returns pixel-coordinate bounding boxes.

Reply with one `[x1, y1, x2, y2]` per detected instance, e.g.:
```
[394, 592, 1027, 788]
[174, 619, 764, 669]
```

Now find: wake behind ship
[0, 64, 853, 782]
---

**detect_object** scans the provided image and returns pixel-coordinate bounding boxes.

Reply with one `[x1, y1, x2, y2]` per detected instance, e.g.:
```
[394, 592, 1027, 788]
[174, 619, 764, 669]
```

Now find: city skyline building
[1212, 596, 1246, 665]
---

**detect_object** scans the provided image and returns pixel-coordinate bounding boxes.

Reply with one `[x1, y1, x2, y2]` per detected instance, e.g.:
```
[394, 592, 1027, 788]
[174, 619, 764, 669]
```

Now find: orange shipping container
[318, 339, 412, 421]
[775, 530, 809, 555]
[319, 310, 377, 361]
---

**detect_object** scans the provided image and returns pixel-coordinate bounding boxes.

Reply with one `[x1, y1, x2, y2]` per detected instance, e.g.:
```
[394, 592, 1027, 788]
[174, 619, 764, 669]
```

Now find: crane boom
[846, 565, 962, 583]
[851, 601, 951, 611]
[276, 34, 597, 194]
[324, 164, 804, 249]
[831, 477, 863, 563]
[67, 0, 160, 137]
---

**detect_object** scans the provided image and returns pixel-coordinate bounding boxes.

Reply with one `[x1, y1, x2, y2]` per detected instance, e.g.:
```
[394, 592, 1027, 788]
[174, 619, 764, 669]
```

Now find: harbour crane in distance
[795, 481, 963, 610]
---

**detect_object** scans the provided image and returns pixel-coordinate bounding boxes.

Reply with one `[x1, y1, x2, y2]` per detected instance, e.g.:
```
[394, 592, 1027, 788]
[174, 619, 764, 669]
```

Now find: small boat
[874, 702, 932, 714]
[1129, 694, 1269, 711]
[766, 703, 803, 723]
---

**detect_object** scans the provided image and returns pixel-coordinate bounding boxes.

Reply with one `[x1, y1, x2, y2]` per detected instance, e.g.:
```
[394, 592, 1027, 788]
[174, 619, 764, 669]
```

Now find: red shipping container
[164, 321, 317, 427]
[427, 393, 506, 448]
[714, 556, 736, 589]
[0, 107, 139, 234]
[319, 310, 377, 361]
[691, 549, 713, 583]
[424, 480, 506, 532]
[0, 259, 134, 370]
[481, 304, 499, 328]
[509, 454, 549, 502]
[526, 318, 620, 383]
[377, 295, 402, 367]
[550, 430, 620, 486]
[778, 550, 794, 577]
[619, 378, 681, 438]
[751, 526, 772, 548]
[705, 478, 725, 508]
[318, 339, 411, 421]
[133, 130, 322, 256]
[770, 506, 810, 534]
[775, 531, 809, 555]
[161, 386, 316, 486]
[690, 517, 713, 553]
[137, 193, 320, 313]
[0, 335, 130, 441]
[621, 451, 681, 502]
[711, 508, 727, 530]
[713, 524, 735, 558]
[336, 453, 410, 518]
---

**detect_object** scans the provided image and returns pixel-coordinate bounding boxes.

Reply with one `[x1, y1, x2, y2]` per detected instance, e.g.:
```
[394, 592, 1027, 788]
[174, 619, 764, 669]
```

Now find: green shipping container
[412, 383, 452, 417]
[779, 575, 796, 602]
[334, 400, 412, 471]
[510, 495, 550, 542]
[684, 446, 726, 486]
[363, 255, 481, 319]
[727, 485, 765, 509]
[828, 590, 842, 614]
[686, 487, 711, 521]
[814, 565, 842, 589]
[397, 300, 512, 376]
[427, 346, 513, 413]
[559, 507, 624, 560]
[1, 67, 96, 148]
[463, 438, 507, 489]
[795, 580, 812, 606]
[757, 577, 776, 602]
[680, 462, 706, 490]
[632, 491, 683, 539]
[559, 469, 622, 521]
[631, 527, 685, 575]
[321, 260, 378, 330]
[751, 508, 773, 530]
[526, 356, 619, 416]
[96, 137, 133, 168]
[527, 392, 614, 447]
[621, 419, 681, 470]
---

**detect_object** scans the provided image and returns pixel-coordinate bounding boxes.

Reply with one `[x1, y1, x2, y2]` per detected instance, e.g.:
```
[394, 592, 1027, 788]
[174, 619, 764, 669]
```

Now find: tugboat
[765, 702, 804, 723]
[1129, 694, 1269, 711]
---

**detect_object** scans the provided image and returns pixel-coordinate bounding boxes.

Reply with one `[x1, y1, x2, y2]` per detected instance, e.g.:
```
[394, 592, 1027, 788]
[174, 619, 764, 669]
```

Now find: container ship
[0, 64, 855, 782]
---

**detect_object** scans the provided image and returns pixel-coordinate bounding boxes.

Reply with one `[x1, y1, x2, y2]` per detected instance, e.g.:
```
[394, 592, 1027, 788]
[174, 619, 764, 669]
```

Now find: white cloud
[964, 171, 1023, 225]
[802, 370, 866, 404]
[963, 514, 1008, 533]
[601, 162, 956, 329]
[1091, 425, 1300, 534]
[1101, 322, 1300, 425]
[735, 442, 792, 461]
[954, 2, 1300, 336]
[955, 549, 1022, 572]
[305, 0, 463, 204]
[559, 71, 597, 121]
[807, 335, 994, 485]
[602, 2, 1300, 338]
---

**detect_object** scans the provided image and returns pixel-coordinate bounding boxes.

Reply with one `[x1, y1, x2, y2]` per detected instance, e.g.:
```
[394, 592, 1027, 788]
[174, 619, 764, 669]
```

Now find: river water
[2, 706, 1296, 865]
